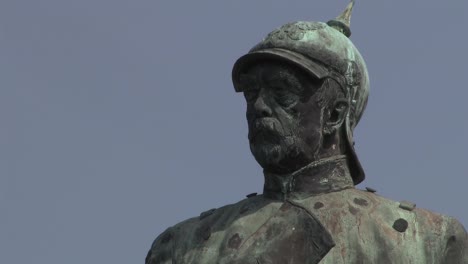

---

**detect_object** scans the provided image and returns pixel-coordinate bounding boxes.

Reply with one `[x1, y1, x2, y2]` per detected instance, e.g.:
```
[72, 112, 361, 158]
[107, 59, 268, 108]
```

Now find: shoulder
[299, 188, 468, 262]
[342, 188, 468, 261]
[299, 188, 461, 241]
[145, 193, 276, 264]
[341, 188, 460, 231]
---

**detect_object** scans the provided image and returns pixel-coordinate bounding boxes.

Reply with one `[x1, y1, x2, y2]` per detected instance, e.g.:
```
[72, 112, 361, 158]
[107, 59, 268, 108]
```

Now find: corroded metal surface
[146, 189, 468, 263]
[146, 2, 468, 263]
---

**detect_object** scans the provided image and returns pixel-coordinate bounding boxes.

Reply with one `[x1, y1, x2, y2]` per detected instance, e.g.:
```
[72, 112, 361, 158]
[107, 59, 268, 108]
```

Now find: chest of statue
[160, 189, 453, 264]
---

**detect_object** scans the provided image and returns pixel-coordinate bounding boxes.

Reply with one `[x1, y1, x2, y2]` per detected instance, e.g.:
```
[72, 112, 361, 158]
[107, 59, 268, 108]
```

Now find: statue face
[240, 61, 326, 174]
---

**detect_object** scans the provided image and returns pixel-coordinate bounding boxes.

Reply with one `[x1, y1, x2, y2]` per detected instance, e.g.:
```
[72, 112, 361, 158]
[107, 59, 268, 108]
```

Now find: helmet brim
[232, 48, 329, 92]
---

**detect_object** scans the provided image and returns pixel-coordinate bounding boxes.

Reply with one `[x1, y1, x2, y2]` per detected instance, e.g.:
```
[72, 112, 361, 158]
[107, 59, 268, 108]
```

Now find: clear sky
[1, 1, 467, 263]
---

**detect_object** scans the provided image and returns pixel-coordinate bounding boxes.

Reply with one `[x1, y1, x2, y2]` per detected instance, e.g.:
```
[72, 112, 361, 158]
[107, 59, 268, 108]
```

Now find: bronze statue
[146, 2, 468, 263]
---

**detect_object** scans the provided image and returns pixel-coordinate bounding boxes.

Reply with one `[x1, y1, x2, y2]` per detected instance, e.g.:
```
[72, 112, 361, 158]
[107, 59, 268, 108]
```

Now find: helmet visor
[232, 48, 329, 92]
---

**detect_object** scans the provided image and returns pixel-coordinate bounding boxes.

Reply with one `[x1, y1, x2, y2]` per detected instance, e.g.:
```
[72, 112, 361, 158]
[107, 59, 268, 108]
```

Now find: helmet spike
[327, 0, 355, 38]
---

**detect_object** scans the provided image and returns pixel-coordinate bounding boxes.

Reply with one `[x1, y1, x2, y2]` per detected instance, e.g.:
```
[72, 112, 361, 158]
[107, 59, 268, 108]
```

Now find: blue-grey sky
[1, 1, 467, 263]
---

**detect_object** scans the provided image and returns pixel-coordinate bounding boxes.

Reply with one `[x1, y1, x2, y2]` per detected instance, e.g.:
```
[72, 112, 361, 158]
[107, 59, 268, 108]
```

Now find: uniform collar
[263, 155, 354, 200]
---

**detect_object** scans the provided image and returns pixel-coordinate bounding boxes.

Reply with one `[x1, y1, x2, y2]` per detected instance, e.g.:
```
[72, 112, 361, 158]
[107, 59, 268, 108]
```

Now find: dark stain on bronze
[353, 198, 369, 207]
[228, 233, 242, 249]
[393, 218, 409, 233]
[314, 202, 324, 209]
[349, 205, 359, 215]
[448, 235, 456, 243]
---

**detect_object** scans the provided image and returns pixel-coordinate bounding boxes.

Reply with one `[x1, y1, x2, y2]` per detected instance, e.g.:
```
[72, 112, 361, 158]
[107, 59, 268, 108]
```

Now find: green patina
[146, 2, 468, 263]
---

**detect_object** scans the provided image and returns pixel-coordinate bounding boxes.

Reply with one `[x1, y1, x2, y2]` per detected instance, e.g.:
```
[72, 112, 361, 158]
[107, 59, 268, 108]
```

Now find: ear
[323, 98, 349, 135]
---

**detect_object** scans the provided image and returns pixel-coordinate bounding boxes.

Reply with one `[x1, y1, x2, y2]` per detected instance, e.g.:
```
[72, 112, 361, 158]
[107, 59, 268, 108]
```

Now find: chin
[250, 138, 306, 174]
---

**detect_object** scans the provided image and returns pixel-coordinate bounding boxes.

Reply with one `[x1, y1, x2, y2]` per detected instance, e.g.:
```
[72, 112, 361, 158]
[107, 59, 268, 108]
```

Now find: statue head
[232, 1, 369, 184]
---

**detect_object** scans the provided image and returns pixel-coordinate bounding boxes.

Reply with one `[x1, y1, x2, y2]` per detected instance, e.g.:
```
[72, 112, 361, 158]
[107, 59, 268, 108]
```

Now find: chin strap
[290, 155, 346, 177]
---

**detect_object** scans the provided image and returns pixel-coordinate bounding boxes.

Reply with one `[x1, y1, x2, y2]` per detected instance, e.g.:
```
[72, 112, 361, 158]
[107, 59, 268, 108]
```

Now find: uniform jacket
[146, 187, 468, 264]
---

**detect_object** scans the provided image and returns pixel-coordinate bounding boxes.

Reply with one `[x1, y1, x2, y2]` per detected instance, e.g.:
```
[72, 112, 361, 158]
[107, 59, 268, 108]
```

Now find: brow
[265, 73, 304, 93]
[239, 73, 259, 90]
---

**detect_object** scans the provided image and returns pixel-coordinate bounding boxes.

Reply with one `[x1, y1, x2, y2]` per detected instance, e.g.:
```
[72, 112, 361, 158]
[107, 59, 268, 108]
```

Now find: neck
[263, 155, 354, 200]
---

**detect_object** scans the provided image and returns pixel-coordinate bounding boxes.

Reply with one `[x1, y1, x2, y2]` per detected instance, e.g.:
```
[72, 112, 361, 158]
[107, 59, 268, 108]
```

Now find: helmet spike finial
[327, 0, 355, 38]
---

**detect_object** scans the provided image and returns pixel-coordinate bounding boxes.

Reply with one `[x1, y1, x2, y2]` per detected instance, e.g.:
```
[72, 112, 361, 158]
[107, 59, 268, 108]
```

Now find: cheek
[299, 109, 323, 132]
[295, 100, 324, 144]
[296, 97, 323, 128]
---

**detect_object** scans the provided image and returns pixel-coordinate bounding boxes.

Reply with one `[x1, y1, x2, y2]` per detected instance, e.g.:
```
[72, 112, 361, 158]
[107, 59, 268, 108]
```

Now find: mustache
[248, 118, 284, 141]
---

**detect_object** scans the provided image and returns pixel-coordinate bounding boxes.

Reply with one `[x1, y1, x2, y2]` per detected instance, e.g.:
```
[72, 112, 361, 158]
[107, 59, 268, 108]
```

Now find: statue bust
[146, 2, 468, 263]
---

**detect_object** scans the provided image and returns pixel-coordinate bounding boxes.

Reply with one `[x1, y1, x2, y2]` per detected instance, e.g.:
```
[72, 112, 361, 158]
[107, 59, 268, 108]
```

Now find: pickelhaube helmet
[232, 1, 369, 185]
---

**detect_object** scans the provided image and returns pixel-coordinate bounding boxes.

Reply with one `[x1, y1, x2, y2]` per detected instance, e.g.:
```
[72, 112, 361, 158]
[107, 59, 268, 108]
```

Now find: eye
[271, 86, 298, 107]
[278, 95, 297, 107]
[272, 86, 288, 97]
[243, 89, 259, 104]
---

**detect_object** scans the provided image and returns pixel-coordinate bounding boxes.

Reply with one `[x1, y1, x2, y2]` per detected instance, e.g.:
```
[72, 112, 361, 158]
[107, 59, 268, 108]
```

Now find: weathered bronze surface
[146, 2, 468, 263]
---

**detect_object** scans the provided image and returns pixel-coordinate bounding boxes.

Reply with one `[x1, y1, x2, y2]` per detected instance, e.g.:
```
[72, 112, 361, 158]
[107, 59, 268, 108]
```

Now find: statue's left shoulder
[347, 188, 468, 263]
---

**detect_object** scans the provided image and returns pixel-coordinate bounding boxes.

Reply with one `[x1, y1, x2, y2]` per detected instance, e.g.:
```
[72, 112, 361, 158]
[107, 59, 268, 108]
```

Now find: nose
[253, 90, 273, 118]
